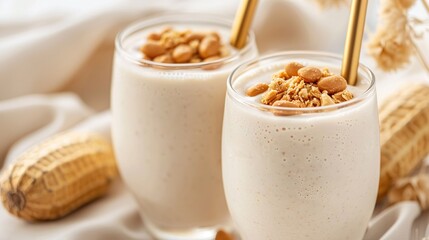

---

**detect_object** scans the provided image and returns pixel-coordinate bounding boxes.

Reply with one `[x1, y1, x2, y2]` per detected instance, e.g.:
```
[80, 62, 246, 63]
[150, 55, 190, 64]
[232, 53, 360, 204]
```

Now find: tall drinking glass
[222, 52, 379, 240]
[111, 15, 258, 240]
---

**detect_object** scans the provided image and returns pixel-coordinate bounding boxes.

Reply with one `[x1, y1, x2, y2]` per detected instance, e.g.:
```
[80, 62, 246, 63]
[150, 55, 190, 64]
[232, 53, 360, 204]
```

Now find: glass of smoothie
[222, 51, 379, 240]
[111, 15, 257, 239]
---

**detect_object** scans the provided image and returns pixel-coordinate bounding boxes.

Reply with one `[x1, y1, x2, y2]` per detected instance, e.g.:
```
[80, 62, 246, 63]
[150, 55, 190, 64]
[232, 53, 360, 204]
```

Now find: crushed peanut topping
[246, 62, 354, 111]
[140, 27, 230, 65]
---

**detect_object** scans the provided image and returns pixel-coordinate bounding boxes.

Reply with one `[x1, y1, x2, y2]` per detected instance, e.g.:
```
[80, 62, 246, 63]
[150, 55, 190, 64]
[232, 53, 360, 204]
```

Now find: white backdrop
[0, 0, 428, 239]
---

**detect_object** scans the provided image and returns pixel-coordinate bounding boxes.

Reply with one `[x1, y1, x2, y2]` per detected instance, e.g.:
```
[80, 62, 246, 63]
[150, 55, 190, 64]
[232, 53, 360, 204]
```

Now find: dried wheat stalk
[314, 0, 348, 8]
[368, 0, 429, 71]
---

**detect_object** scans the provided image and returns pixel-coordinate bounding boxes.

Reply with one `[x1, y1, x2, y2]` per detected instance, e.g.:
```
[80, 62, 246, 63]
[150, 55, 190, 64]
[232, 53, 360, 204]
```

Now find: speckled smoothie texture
[112, 22, 257, 231]
[222, 63, 379, 240]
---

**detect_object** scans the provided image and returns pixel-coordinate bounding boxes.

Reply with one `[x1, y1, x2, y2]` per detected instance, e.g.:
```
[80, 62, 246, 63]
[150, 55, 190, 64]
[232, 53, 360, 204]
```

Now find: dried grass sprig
[368, 0, 429, 72]
[388, 173, 429, 210]
[367, 0, 415, 71]
[423, 0, 429, 13]
[314, 0, 348, 8]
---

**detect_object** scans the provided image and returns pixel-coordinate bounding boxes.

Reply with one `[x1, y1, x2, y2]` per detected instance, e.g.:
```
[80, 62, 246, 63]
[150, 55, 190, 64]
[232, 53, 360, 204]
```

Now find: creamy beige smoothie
[222, 52, 380, 240]
[111, 15, 257, 239]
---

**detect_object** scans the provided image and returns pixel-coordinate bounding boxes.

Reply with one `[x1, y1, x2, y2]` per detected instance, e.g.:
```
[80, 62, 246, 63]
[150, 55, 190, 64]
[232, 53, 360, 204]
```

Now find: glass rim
[227, 51, 376, 114]
[115, 14, 256, 70]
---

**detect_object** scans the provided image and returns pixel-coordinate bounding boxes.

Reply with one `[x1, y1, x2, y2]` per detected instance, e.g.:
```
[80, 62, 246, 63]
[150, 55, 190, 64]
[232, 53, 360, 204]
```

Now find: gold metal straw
[341, 0, 369, 86]
[230, 0, 258, 49]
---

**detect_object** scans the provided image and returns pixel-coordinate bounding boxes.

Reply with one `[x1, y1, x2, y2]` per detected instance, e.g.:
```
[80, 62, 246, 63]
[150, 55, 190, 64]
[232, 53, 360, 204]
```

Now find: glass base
[144, 217, 220, 240]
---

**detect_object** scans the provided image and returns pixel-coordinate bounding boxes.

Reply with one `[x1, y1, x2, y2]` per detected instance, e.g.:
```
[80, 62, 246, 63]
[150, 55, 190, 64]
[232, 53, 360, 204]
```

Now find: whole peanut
[141, 41, 166, 59]
[172, 44, 193, 63]
[199, 36, 220, 59]
[272, 100, 299, 116]
[285, 62, 304, 77]
[246, 83, 269, 96]
[298, 67, 322, 83]
[318, 75, 347, 94]
[153, 54, 174, 63]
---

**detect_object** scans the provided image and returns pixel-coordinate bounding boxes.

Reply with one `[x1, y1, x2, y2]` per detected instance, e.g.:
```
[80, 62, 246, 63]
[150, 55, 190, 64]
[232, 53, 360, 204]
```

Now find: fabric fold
[0, 0, 428, 239]
[0, 93, 93, 167]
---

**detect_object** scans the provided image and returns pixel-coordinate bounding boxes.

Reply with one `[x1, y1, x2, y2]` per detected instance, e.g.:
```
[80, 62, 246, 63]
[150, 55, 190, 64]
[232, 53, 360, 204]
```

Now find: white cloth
[0, 0, 428, 239]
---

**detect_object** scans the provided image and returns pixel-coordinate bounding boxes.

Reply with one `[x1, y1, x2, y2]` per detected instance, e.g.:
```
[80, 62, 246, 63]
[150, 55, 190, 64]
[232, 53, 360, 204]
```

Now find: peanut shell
[0, 131, 118, 221]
